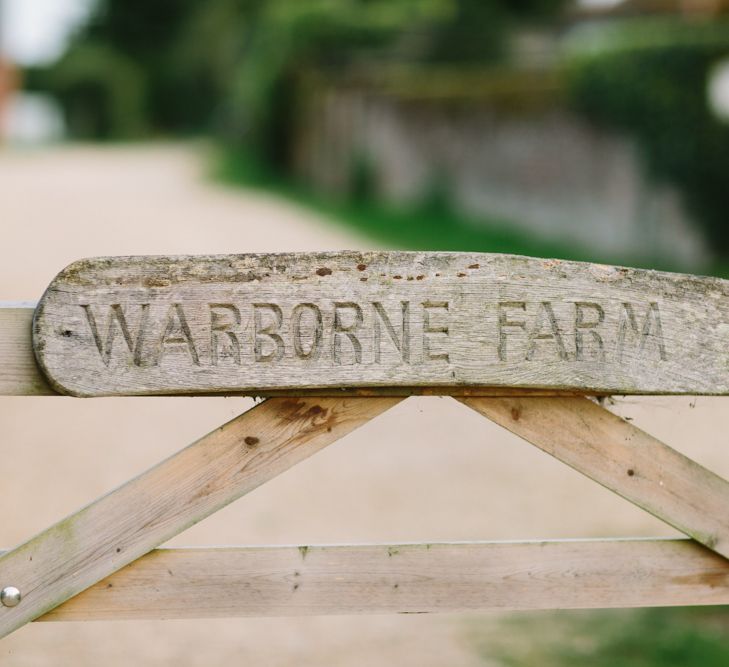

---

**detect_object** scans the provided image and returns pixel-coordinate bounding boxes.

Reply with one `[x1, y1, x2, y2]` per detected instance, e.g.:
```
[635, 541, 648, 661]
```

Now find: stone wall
[294, 86, 710, 270]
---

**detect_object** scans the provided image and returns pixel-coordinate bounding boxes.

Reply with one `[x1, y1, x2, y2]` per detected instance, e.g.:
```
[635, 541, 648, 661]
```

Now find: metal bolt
[1, 586, 21, 607]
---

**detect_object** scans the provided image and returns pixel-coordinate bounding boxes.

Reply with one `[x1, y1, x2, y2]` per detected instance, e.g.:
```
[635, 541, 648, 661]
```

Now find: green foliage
[567, 21, 729, 254]
[425, 0, 562, 63]
[348, 154, 380, 204]
[416, 169, 456, 217]
[34, 43, 148, 139]
[79, 0, 203, 132]
[469, 607, 729, 667]
[39, 0, 566, 150]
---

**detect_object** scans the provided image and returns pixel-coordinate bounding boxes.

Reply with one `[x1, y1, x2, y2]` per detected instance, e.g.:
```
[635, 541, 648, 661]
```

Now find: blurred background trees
[18, 0, 729, 267]
[31, 0, 567, 150]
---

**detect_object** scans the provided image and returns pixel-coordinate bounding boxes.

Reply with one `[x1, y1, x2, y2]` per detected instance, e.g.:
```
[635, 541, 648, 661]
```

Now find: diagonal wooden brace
[0, 396, 401, 638]
[461, 396, 729, 560]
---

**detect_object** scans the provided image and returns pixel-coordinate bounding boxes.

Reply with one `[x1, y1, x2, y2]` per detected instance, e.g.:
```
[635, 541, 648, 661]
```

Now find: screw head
[1, 586, 21, 607]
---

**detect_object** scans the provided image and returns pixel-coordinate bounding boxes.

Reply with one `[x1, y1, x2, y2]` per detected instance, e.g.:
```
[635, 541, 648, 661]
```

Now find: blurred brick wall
[294, 78, 711, 270]
[0, 57, 19, 141]
[0, 58, 19, 141]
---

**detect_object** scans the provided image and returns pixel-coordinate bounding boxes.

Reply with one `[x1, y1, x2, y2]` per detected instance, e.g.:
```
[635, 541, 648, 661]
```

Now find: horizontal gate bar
[0, 303, 55, 396]
[26, 538, 729, 621]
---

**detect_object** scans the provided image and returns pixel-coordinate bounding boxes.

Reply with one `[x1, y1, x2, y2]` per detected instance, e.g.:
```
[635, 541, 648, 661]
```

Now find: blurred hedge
[566, 21, 729, 254]
[32, 0, 565, 149]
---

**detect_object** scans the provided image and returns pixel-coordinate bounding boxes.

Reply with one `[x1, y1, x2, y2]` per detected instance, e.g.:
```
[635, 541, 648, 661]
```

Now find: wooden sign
[32, 251, 729, 396]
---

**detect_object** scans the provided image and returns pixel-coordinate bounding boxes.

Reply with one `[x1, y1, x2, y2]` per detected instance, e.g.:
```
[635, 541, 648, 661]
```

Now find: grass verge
[467, 607, 729, 667]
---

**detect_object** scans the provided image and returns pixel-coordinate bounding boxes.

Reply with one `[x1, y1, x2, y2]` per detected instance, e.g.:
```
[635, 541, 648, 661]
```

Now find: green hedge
[567, 21, 729, 254]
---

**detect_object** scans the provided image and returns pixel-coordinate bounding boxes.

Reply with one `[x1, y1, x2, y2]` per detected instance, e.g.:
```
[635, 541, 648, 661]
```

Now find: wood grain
[0, 303, 55, 395]
[462, 396, 729, 559]
[33, 539, 729, 620]
[33, 252, 729, 397]
[0, 396, 400, 638]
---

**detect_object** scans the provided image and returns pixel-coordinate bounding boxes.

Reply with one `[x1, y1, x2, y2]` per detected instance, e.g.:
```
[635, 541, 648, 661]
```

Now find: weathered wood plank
[33, 252, 729, 397]
[462, 396, 729, 559]
[33, 539, 729, 620]
[0, 396, 400, 638]
[0, 303, 56, 395]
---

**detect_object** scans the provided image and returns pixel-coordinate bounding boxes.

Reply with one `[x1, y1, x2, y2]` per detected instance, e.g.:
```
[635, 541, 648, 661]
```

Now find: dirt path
[1, 144, 727, 666]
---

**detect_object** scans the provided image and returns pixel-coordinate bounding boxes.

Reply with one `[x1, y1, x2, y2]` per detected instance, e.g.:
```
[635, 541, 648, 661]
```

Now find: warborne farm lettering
[80, 299, 668, 368]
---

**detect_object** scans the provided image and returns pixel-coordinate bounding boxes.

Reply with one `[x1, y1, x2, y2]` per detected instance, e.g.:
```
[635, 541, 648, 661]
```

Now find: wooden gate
[1, 251, 729, 637]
